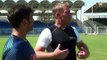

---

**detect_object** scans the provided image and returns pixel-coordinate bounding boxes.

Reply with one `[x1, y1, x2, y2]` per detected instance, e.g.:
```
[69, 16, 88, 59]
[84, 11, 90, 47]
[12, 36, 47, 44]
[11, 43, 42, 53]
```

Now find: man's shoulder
[41, 27, 51, 34]
[3, 36, 35, 60]
[7, 35, 28, 50]
[66, 25, 74, 30]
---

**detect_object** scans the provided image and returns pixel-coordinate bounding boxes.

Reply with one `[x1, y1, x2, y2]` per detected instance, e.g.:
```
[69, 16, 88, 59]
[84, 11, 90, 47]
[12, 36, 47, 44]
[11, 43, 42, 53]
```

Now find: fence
[83, 26, 107, 34]
[0, 27, 107, 35]
[0, 27, 45, 35]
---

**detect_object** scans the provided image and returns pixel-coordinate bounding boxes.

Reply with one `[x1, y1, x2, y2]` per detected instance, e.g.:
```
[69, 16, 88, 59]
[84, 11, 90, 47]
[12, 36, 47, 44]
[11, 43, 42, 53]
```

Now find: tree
[4, 0, 16, 8]
[28, 0, 39, 9]
[17, 0, 27, 5]
[0, 0, 3, 8]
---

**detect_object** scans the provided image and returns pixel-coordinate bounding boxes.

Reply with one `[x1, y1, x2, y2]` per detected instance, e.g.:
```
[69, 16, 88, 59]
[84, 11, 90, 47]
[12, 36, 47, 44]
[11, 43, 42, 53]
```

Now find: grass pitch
[0, 34, 107, 60]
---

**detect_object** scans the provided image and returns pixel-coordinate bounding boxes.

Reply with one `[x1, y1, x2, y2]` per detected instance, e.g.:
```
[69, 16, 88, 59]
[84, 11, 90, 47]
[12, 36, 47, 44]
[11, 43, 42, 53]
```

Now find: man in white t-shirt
[35, 3, 90, 60]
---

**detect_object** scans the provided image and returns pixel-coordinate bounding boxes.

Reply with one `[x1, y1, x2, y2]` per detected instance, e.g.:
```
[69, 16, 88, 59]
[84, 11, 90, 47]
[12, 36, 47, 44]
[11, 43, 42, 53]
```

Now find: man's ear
[21, 19, 27, 26]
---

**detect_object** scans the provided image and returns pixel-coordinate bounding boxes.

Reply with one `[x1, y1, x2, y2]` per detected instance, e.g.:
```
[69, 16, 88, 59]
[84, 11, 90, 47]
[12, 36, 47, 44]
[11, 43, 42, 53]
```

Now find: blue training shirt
[2, 35, 36, 60]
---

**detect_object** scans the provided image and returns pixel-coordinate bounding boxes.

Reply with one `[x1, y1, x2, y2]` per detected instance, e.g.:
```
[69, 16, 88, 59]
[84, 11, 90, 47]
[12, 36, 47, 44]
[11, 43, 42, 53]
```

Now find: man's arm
[77, 41, 90, 59]
[35, 44, 69, 60]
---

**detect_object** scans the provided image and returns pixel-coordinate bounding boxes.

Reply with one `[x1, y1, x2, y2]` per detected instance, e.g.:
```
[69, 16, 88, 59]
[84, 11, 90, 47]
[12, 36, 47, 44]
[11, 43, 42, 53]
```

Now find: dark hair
[8, 4, 34, 28]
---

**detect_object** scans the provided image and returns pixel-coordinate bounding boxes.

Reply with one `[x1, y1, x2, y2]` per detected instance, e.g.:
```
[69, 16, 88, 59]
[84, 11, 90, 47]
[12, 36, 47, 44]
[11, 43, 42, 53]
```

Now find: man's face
[61, 6, 71, 25]
[27, 13, 34, 31]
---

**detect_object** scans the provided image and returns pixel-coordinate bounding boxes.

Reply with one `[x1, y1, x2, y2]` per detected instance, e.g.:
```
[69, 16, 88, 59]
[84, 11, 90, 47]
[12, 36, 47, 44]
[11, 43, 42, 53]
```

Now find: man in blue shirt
[2, 4, 36, 60]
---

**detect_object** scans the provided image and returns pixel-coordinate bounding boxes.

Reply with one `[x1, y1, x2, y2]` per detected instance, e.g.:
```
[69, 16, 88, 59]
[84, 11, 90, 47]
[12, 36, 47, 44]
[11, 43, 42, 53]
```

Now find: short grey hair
[52, 3, 70, 14]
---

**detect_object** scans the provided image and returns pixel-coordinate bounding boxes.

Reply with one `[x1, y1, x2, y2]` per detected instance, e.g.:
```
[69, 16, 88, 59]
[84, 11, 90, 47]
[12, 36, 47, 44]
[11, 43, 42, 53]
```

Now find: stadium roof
[84, 2, 107, 26]
[85, 2, 107, 13]
[0, 0, 84, 16]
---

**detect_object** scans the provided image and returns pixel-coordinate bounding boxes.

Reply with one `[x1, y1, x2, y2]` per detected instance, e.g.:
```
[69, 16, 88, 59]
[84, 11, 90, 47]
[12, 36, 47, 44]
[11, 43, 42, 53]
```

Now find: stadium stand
[83, 2, 107, 34]
[0, 20, 12, 35]
[0, 19, 83, 35]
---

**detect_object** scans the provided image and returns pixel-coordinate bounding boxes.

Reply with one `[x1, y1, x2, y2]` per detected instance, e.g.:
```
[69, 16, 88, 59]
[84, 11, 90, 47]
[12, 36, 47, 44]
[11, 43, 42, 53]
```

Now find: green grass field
[0, 34, 107, 60]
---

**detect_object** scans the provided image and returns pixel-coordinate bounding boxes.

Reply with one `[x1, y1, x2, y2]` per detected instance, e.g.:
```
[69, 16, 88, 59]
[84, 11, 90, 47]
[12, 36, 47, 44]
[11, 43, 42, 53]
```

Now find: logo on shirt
[30, 54, 36, 60]
[69, 36, 76, 40]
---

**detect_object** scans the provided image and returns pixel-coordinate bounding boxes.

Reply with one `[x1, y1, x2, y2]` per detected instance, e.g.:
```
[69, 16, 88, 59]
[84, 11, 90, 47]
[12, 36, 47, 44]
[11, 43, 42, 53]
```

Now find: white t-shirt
[36, 27, 81, 48]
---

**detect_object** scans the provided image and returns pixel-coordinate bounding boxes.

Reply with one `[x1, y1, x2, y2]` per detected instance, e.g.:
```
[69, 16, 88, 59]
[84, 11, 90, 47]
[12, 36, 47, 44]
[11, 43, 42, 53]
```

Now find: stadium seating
[0, 20, 83, 35]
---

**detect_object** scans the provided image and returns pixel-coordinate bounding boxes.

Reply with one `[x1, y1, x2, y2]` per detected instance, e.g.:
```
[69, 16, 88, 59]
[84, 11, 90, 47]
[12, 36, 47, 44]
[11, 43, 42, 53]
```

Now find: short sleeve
[72, 27, 81, 43]
[36, 28, 52, 48]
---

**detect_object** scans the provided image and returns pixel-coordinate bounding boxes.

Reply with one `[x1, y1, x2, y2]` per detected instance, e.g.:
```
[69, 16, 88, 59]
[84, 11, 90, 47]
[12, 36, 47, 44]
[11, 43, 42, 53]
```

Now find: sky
[1, 0, 107, 20]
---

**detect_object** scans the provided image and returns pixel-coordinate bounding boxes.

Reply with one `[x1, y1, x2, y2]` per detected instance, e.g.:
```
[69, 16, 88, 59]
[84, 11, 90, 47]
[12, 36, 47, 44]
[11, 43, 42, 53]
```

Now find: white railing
[0, 27, 107, 35]
[83, 27, 107, 34]
[0, 28, 45, 35]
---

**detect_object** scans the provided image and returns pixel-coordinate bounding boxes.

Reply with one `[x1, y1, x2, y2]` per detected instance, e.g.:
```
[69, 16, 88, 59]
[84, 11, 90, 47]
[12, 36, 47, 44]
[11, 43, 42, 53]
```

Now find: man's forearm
[35, 51, 55, 60]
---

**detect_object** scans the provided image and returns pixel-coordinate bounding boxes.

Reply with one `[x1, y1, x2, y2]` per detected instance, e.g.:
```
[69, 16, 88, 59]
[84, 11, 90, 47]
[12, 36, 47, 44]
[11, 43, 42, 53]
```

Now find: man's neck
[55, 19, 67, 29]
[12, 28, 27, 40]
[55, 22, 66, 29]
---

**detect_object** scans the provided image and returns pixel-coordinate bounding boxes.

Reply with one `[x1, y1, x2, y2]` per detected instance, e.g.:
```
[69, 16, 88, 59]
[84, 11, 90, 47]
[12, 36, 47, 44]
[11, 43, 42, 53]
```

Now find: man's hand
[53, 44, 69, 59]
[77, 41, 90, 59]
[77, 47, 90, 59]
